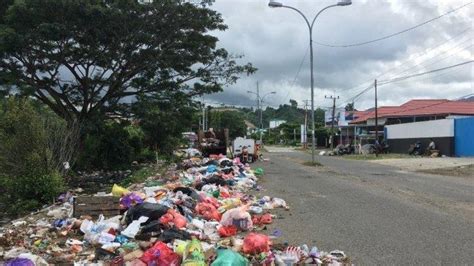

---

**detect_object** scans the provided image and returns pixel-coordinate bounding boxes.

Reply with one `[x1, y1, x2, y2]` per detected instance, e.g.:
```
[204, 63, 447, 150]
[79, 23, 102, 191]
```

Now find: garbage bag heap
[0, 155, 350, 265]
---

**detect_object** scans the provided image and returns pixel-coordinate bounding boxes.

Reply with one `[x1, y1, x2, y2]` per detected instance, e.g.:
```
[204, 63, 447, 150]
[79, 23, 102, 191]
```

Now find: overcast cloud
[205, 0, 473, 111]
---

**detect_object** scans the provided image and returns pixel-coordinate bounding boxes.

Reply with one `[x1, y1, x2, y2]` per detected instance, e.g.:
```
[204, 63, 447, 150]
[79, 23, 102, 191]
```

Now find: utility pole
[303, 100, 310, 149]
[247, 83, 276, 145]
[374, 79, 379, 157]
[201, 103, 206, 131]
[325, 95, 339, 149]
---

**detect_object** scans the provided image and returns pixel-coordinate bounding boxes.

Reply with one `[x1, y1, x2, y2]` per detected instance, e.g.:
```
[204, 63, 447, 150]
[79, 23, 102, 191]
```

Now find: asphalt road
[253, 148, 474, 265]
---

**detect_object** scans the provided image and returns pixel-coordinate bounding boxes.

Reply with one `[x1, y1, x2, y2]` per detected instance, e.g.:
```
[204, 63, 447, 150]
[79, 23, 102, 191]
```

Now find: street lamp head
[268, 0, 283, 8]
[271, 91, 276, 94]
[337, 0, 352, 6]
[247, 90, 253, 93]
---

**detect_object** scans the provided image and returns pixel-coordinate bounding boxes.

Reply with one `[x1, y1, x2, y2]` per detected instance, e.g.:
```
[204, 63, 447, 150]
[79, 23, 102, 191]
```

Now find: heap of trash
[0, 155, 350, 265]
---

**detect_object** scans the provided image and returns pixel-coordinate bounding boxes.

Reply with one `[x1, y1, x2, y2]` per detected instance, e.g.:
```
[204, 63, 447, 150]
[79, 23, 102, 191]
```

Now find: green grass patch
[121, 166, 156, 187]
[302, 161, 323, 167]
[343, 153, 411, 160]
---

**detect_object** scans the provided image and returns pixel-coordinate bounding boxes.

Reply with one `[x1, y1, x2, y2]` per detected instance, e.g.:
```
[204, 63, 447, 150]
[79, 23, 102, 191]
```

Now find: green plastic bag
[254, 168, 264, 176]
[211, 249, 249, 266]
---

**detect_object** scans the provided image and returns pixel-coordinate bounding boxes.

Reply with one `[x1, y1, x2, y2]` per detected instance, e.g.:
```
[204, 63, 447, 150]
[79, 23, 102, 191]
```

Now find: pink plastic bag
[159, 209, 187, 229]
[242, 233, 271, 254]
[195, 202, 221, 221]
[220, 206, 253, 231]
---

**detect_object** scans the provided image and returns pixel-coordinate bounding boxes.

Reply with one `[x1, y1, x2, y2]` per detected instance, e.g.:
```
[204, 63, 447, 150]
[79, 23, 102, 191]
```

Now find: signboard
[300, 124, 307, 143]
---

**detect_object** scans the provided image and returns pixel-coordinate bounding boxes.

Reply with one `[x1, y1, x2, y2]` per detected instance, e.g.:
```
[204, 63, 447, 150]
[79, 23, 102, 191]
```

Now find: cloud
[206, 0, 473, 110]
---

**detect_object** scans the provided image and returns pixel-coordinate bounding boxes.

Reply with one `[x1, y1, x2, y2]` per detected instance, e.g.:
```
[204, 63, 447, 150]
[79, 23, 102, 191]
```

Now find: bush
[77, 122, 153, 170]
[0, 97, 65, 214]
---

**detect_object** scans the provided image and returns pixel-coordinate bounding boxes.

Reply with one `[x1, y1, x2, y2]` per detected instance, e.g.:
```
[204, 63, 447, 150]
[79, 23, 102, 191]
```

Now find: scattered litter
[0, 155, 349, 265]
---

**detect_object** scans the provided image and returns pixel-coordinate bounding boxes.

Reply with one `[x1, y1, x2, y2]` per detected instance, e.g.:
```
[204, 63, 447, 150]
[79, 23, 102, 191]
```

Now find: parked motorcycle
[408, 141, 422, 155]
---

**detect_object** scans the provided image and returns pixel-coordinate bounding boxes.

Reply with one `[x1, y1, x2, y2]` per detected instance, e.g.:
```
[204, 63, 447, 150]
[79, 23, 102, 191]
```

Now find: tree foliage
[0, 97, 64, 213]
[0, 0, 255, 124]
[208, 110, 247, 139]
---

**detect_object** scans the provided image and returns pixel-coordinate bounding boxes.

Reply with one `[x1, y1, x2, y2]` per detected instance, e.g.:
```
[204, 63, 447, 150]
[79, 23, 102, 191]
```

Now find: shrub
[0, 97, 65, 214]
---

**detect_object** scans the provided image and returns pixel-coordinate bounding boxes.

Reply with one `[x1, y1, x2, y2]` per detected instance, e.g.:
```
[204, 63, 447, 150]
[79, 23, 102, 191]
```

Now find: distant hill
[457, 95, 474, 102]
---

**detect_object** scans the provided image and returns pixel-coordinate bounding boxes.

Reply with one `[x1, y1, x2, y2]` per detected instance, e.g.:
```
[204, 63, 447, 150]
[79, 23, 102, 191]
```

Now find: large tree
[0, 0, 255, 124]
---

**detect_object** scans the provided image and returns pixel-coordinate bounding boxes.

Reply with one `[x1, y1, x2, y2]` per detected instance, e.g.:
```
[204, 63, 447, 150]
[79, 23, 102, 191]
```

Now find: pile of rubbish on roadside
[0, 155, 350, 265]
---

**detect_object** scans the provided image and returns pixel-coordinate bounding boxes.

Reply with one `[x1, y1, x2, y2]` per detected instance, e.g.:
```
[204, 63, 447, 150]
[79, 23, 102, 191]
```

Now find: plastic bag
[121, 216, 149, 238]
[141, 241, 180, 266]
[125, 202, 169, 225]
[159, 209, 187, 229]
[220, 207, 252, 231]
[158, 228, 192, 243]
[211, 249, 249, 266]
[195, 202, 221, 221]
[254, 168, 264, 176]
[182, 238, 206, 266]
[242, 233, 271, 254]
[252, 213, 273, 226]
[112, 184, 129, 197]
[120, 193, 144, 208]
[5, 258, 35, 266]
[217, 225, 238, 237]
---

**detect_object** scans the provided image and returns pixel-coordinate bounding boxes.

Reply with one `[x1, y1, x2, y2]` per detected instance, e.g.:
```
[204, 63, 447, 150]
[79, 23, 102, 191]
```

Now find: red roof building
[350, 99, 474, 125]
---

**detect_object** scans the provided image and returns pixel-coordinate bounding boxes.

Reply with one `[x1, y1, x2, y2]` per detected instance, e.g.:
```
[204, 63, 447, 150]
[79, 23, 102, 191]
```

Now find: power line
[387, 40, 473, 79]
[283, 45, 310, 101]
[339, 60, 473, 107]
[379, 60, 474, 85]
[335, 27, 472, 96]
[314, 2, 472, 48]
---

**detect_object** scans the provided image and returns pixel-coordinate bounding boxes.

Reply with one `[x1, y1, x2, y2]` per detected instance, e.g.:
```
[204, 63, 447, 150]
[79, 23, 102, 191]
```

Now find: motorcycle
[408, 141, 422, 156]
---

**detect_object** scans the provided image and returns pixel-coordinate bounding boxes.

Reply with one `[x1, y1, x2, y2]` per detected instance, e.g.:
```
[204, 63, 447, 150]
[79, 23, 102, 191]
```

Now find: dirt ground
[368, 157, 474, 171]
[417, 164, 474, 177]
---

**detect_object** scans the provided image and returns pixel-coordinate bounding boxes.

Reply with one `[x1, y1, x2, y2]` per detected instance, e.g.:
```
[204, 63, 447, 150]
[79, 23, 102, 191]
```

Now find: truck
[233, 137, 258, 163]
[197, 128, 229, 157]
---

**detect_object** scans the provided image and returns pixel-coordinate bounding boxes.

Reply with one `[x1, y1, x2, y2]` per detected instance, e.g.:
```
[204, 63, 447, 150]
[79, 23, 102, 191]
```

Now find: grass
[343, 153, 411, 160]
[121, 166, 156, 187]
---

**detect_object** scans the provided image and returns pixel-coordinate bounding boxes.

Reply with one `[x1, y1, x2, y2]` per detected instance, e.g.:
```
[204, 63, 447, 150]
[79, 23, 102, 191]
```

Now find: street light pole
[269, 0, 351, 164]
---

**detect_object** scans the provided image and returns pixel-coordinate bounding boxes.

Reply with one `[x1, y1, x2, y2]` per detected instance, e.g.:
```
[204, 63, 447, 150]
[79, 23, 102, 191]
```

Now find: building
[347, 99, 474, 156]
[269, 119, 286, 129]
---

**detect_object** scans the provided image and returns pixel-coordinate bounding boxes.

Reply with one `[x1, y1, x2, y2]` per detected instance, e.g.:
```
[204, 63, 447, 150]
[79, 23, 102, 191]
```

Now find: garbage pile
[0, 155, 350, 265]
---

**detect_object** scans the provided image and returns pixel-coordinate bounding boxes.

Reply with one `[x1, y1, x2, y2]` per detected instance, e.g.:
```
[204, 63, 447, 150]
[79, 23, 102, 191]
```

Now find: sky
[204, 0, 473, 111]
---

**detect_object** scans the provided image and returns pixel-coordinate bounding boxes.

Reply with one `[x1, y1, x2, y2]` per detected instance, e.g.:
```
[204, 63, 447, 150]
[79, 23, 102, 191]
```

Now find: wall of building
[454, 117, 474, 157]
[386, 119, 455, 156]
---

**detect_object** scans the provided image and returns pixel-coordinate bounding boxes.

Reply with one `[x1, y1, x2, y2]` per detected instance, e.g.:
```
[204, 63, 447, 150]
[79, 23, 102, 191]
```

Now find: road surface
[254, 147, 474, 264]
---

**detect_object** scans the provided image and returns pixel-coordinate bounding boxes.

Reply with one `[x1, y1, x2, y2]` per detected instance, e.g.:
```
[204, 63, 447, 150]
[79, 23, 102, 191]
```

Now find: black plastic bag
[125, 202, 169, 225]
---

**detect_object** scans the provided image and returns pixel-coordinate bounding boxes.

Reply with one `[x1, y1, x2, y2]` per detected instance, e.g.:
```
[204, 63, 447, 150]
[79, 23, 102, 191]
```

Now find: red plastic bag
[141, 241, 180, 266]
[218, 225, 238, 237]
[219, 186, 231, 198]
[159, 209, 187, 229]
[195, 202, 221, 221]
[252, 213, 273, 226]
[200, 193, 220, 208]
[242, 233, 271, 254]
